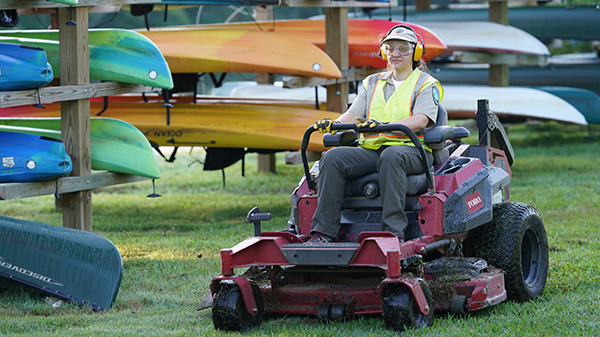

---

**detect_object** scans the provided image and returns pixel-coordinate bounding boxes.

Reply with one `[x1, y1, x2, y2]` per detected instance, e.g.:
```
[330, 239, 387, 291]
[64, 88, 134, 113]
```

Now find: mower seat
[339, 105, 469, 211]
[342, 172, 429, 211]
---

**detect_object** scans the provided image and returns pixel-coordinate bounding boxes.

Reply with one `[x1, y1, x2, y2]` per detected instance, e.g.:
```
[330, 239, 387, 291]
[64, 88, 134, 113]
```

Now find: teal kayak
[0, 117, 160, 179]
[0, 215, 122, 311]
[534, 86, 600, 125]
[0, 42, 53, 91]
[0, 29, 173, 89]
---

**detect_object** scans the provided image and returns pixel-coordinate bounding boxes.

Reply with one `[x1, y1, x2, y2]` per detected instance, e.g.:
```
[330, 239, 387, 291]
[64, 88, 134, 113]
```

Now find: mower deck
[212, 232, 507, 320]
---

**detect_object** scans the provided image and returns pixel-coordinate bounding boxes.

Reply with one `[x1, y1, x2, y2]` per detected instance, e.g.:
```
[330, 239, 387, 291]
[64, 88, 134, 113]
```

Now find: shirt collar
[379, 68, 420, 82]
[378, 70, 395, 81]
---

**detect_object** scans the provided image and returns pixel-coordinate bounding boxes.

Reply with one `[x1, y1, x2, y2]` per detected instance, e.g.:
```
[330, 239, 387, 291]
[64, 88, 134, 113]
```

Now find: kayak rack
[0, 172, 150, 201]
[0, 82, 159, 109]
[0, 1, 163, 232]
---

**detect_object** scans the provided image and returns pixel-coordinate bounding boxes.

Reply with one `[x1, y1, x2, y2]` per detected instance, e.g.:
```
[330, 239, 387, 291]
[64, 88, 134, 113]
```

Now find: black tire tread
[472, 202, 549, 302]
[211, 281, 264, 331]
[382, 280, 434, 331]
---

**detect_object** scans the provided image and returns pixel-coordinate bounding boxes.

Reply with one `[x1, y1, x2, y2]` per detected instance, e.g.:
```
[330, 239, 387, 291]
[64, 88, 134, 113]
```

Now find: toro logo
[466, 191, 483, 214]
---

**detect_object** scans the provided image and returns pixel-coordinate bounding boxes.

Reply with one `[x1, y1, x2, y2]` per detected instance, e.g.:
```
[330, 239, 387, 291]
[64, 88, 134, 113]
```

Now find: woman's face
[382, 40, 414, 71]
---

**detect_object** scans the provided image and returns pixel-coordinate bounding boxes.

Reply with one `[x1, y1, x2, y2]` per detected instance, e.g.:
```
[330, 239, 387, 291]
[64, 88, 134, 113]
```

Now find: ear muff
[379, 24, 425, 63]
[379, 45, 388, 61]
[413, 41, 424, 62]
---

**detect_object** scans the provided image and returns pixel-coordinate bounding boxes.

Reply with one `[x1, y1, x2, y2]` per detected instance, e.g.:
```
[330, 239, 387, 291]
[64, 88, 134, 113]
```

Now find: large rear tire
[212, 281, 263, 331]
[472, 202, 549, 302]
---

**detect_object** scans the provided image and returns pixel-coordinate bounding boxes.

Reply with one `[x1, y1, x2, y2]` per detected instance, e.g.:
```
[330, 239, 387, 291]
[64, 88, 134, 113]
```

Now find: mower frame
[209, 99, 548, 332]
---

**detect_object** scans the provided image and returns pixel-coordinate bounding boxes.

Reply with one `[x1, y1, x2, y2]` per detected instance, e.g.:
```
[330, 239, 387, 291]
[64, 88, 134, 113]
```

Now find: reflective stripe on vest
[359, 69, 442, 151]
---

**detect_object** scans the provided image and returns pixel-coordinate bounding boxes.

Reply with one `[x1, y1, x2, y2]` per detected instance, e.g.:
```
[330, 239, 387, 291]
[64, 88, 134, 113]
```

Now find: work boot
[306, 232, 335, 244]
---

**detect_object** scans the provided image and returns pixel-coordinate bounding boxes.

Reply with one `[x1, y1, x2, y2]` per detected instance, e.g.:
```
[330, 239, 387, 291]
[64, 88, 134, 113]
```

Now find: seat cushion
[344, 172, 429, 198]
[342, 172, 429, 211]
[341, 195, 421, 211]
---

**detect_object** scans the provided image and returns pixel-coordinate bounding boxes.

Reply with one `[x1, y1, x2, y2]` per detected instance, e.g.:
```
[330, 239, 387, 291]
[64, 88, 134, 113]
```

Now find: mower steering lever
[301, 124, 355, 190]
[301, 123, 434, 192]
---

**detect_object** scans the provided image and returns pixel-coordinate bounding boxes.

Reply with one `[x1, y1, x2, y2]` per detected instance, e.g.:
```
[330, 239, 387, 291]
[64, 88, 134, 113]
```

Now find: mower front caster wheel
[316, 303, 348, 322]
[212, 281, 264, 332]
[382, 280, 434, 331]
[450, 295, 468, 317]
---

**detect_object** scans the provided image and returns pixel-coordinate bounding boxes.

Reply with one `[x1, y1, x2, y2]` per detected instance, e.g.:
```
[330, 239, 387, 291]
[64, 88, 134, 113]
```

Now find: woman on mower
[309, 25, 444, 243]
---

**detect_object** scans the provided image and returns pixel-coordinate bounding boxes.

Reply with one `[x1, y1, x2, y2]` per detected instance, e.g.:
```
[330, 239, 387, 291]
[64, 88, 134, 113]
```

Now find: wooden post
[257, 153, 276, 172]
[325, 7, 349, 113]
[58, 7, 93, 231]
[255, 5, 277, 172]
[489, 0, 509, 87]
[415, 0, 431, 11]
[255, 5, 276, 86]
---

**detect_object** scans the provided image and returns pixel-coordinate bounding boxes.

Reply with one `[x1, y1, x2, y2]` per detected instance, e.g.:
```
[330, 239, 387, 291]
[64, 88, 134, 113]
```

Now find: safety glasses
[382, 42, 414, 56]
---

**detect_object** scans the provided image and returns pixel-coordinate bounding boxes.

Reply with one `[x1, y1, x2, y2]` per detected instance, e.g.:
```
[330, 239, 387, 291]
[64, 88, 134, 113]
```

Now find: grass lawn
[1, 122, 599, 336]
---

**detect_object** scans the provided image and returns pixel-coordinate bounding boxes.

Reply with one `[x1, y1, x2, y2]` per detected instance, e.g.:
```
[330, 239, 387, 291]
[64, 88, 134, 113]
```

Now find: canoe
[170, 19, 447, 69]
[0, 131, 72, 183]
[208, 80, 589, 125]
[441, 85, 588, 125]
[0, 29, 173, 89]
[0, 117, 161, 179]
[48, 0, 79, 4]
[534, 86, 600, 125]
[0, 215, 122, 311]
[361, 5, 600, 41]
[411, 21, 550, 57]
[550, 52, 600, 65]
[431, 61, 600, 97]
[0, 96, 340, 152]
[0, 42, 53, 91]
[138, 28, 341, 78]
[157, 0, 279, 4]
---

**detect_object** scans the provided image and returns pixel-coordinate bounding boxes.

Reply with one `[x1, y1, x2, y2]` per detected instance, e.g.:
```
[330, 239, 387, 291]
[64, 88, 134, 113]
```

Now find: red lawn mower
[209, 99, 549, 332]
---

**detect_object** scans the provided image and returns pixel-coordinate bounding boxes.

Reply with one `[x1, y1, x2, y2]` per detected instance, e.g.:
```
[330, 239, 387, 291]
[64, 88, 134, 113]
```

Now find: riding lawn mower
[208, 99, 549, 332]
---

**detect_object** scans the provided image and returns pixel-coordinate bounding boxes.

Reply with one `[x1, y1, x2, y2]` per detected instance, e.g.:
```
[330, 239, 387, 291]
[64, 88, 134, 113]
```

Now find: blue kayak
[0, 42, 53, 91]
[0, 130, 72, 183]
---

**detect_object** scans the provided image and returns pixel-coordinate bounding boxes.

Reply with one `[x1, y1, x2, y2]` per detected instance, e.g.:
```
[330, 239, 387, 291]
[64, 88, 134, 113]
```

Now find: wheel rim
[521, 227, 541, 287]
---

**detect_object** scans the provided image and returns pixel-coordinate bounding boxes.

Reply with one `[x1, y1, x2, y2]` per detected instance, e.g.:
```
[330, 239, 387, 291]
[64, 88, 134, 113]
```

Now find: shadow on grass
[92, 198, 292, 232]
[507, 122, 600, 148]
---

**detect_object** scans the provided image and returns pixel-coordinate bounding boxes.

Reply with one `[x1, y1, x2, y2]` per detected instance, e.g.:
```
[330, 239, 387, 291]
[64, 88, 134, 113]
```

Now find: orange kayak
[0, 95, 340, 152]
[138, 28, 342, 78]
[189, 19, 447, 68]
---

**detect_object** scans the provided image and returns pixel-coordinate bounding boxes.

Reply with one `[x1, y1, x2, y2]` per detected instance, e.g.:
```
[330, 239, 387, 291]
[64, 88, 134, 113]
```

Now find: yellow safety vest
[359, 69, 443, 151]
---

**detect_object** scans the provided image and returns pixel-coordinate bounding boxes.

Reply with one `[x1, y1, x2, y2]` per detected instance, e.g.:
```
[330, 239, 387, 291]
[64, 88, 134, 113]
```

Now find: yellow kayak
[1, 95, 340, 152]
[138, 28, 342, 79]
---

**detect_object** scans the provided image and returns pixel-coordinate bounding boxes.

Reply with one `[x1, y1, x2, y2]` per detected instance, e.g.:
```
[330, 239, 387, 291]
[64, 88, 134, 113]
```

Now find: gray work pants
[311, 145, 433, 240]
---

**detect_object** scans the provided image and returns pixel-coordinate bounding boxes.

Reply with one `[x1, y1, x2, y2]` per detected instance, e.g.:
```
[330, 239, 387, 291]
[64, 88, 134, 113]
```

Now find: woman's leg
[377, 146, 433, 240]
[311, 146, 379, 239]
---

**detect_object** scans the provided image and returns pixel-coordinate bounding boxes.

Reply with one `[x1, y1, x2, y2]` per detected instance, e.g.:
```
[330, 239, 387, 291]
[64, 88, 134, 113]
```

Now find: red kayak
[171, 19, 447, 69]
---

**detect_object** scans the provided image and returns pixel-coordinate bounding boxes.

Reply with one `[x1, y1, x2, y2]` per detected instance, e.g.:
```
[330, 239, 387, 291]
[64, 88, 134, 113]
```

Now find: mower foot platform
[281, 243, 360, 265]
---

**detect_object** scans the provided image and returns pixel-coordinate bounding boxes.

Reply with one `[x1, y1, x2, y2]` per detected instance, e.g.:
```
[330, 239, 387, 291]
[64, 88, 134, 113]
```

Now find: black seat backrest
[436, 104, 448, 127]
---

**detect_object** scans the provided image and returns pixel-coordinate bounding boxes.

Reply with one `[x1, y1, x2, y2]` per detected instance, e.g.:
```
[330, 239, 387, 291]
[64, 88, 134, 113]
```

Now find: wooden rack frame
[0, 0, 161, 231]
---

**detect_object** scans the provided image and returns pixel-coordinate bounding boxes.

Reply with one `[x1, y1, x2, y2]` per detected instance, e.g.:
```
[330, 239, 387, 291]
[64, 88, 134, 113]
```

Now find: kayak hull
[0, 118, 161, 179]
[0, 131, 72, 183]
[0, 43, 53, 91]
[0, 215, 122, 311]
